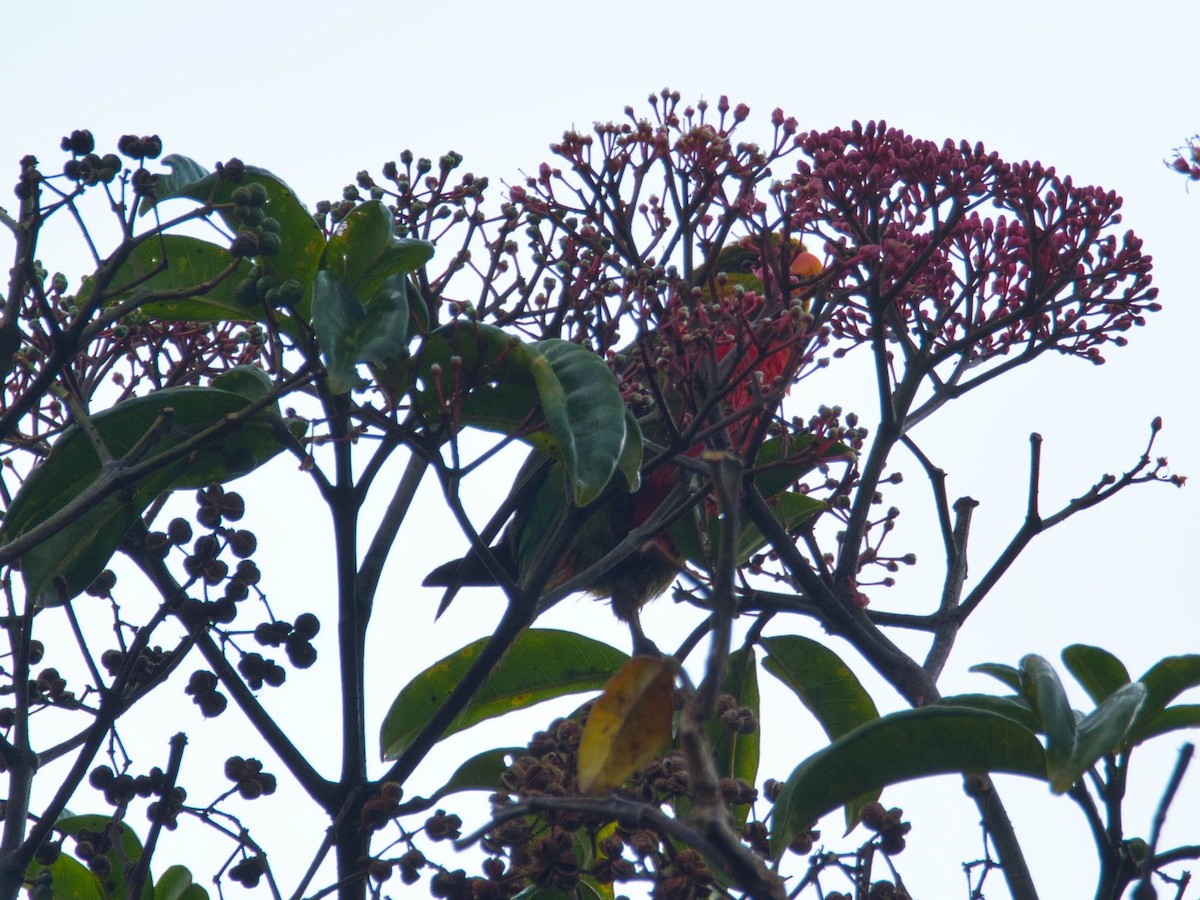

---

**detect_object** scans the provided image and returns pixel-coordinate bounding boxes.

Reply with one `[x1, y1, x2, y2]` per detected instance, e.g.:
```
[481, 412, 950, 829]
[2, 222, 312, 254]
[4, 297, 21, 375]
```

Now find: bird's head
[703, 234, 823, 309]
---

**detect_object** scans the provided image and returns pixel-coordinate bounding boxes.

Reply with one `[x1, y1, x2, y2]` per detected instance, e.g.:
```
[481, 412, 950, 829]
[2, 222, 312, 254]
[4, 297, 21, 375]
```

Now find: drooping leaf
[577, 656, 675, 796]
[1019, 655, 1077, 779]
[417, 323, 630, 506]
[1129, 655, 1200, 745]
[1062, 644, 1131, 706]
[769, 707, 1047, 857]
[426, 748, 523, 803]
[82, 234, 251, 323]
[381, 629, 629, 760]
[0, 370, 291, 606]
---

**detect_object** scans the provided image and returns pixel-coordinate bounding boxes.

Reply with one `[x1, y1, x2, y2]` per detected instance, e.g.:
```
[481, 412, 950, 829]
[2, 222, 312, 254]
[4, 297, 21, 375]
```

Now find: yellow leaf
[577, 656, 675, 796]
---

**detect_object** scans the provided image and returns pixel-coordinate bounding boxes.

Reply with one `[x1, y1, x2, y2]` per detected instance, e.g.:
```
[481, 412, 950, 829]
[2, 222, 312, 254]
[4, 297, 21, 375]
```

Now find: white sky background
[3, 0, 1199, 897]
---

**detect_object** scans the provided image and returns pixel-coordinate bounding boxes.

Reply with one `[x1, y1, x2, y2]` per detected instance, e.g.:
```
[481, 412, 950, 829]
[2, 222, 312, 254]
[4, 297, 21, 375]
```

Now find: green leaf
[321, 200, 396, 286]
[52, 815, 151, 899]
[529, 339, 628, 507]
[380, 629, 629, 760]
[82, 235, 251, 323]
[426, 748, 523, 803]
[768, 707, 1047, 857]
[26, 851, 106, 900]
[148, 154, 210, 206]
[1062, 644, 1131, 706]
[150, 157, 325, 314]
[1134, 704, 1200, 742]
[707, 645, 759, 828]
[0, 372, 290, 606]
[762, 634, 881, 829]
[1055, 682, 1146, 792]
[762, 635, 879, 740]
[1129, 655, 1200, 744]
[970, 662, 1023, 693]
[616, 409, 644, 493]
[1019, 654, 1077, 779]
[312, 272, 424, 394]
[935, 694, 1039, 733]
[417, 324, 630, 506]
[751, 433, 855, 499]
[155, 865, 209, 900]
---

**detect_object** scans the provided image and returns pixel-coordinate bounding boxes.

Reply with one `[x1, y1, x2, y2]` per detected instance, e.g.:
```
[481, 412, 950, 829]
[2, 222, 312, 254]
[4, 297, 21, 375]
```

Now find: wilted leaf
[577, 657, 675, 796]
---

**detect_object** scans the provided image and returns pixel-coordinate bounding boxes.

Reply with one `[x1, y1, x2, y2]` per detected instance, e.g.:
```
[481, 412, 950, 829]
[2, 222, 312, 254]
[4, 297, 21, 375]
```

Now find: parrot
[423, 236, 823, 652]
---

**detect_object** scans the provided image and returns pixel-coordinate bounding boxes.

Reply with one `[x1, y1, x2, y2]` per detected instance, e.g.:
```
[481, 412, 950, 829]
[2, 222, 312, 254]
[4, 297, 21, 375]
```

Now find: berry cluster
[234, 265, 303, 309]
[184, 670, 226, 718]
[227, 854, 267, 887]
[223, 755, 277, 800]
[226, 182, 283, 259]
[252, 612, 319, 670]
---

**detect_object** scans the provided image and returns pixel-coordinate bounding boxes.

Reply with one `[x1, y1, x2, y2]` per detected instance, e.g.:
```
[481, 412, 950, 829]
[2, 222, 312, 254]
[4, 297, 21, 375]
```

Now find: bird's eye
[737, 256, 758, 273]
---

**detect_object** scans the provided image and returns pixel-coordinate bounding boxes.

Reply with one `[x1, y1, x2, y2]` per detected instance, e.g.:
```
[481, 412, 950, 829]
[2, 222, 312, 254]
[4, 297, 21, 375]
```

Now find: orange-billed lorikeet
[424, 237, 823, 651]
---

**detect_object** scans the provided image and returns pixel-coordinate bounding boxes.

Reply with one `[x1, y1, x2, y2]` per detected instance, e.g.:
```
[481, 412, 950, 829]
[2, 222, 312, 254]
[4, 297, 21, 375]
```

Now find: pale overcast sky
[3, 2, 1198, 896]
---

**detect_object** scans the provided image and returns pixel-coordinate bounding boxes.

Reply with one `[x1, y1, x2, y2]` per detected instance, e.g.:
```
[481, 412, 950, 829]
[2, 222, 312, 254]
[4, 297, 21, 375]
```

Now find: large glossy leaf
[83, 234, 251, 323]
[380, 629, 629, 760]
[426, 748, 523, 803]
[0, 368, 291, 606]
[150, 156, 325, 313]
[762, 635, 879, 741]
[768, 707, 1047, 857]
[1129, 654, 1200, 745]
[417, 323, 631, 505]
[1062, 644, 1131, 706]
